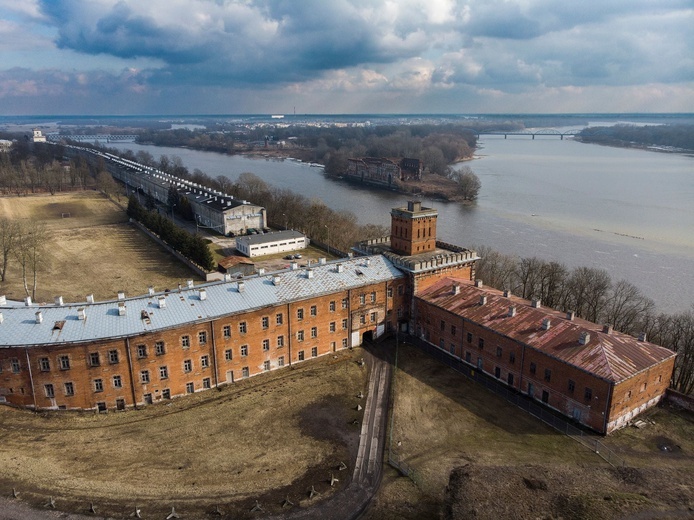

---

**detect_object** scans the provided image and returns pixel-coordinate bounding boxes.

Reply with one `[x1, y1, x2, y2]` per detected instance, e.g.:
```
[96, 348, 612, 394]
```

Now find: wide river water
[111, 138, 694, 314]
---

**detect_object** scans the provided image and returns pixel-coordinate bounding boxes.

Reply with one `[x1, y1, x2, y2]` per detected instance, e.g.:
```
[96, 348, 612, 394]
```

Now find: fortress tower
[390, 200, 438, 256]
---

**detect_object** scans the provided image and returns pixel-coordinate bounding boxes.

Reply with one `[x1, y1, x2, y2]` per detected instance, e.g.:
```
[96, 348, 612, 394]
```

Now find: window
[387, 287, 393, 298]
[241, 345, 248, 356]
[342, 298, 348, 309]
[440, 320, 446, 331]
[496, 347, 503, 358]
[398, 285, 404, 295]
[509, 352, 516, 364]
[360, 315, 366, 325]
[262, 339, 270, 351]
[45, 384, 55, 398]
[311, 327, 317, 338]
[59, 355, 70, 370]
[155, 342, 165, 356]
[451, 325, 456, 336]
[137, 345, 147, 358]
[64, 382, 74, 396]
[544, 369, 552, 383]
[478, 338, 485, 349]
[198, 331, 207, 345]
[201, 355, 210, 368]
[297, 330, 304, 342]
[94, 379, 104, 392]
[39, 357, 50, 372]
[162, 389, 171, 399]
[239, 321, 247, 334]
[184, 359, 192, 373]
[242, 367, 249, 378]
[342, 338, 348, 348]
[641, 382, 647, 392]
[529, 362, 537, 375]
[109, 349, 120, 363]
[568, 379, 575, 393]
[342, 318, 348, 330]
[311, 347, 318, 358]
[329, 301, 336, 312]
[371, 292, 376, 303]
[225, 349, 232, 361]
[113, 375, 122, 388]
[467, 332, 473, 344]
[371, 312, 377, 323]
[584, 387, 592, 401]
[330, 321, 336, 333]
[276, 313, 283, 325]
[181, 335, 190, 349]
[262, 316, 269, 329]
[495, 367, 501, 378]
[277, 335, 284, 348]
[263, 360, 270, 371]
[141, 370, 150, 384]
[298, 350, 305, 361]
[397, 309, 402, 319]
[202, 378, 211, 389]
[450, 344, 456, 355]
[310, 305, 317, 317]
[89, 352, 100, 366]
[278, 356, 285, 367]
[223, 325, 231, 338]
[160, 366, 168, 379]
[359, 294, 366, 305]
[186, 382, 194, 394]
[465, 351, 471, 363]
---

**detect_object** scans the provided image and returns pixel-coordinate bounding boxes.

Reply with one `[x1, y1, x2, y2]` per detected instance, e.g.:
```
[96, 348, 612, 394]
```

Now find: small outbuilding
[217, 256, 255, 277]
[235, 230, 308, 258]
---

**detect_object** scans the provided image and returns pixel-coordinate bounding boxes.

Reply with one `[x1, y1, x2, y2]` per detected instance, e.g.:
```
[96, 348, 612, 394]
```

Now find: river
[110, 138, 694, 314]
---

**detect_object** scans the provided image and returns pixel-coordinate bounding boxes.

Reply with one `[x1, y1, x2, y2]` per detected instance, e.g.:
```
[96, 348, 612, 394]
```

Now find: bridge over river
[46, 134, 137, 143]
[465, 128, 583, 140]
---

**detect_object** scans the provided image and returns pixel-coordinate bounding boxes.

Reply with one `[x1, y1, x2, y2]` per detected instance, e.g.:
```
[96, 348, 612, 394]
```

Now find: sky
[0, 0, 692, 115]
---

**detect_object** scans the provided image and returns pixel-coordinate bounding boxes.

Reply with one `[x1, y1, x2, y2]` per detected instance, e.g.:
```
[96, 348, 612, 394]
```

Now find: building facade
[235, 230, 308, 258]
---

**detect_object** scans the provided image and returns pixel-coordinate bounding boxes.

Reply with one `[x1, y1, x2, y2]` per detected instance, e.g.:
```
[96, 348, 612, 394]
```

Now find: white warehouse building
[236, 230, 308, 258]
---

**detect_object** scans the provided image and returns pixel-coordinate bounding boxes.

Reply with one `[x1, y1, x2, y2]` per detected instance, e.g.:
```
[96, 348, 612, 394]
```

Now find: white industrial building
[236, 230, 308, 258]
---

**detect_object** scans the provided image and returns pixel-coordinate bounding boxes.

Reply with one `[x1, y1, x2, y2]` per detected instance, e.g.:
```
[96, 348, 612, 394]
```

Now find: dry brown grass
[0, 191, 202, 303]
[0, 348, 367, 518]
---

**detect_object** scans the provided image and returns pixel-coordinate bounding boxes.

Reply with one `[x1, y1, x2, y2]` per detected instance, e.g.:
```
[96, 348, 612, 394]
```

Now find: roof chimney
[508, 305, 517, 317]
[579, 331, 591, 345]
[638, 332, 647, 342]
[319, 257, 326, 265]
[602, 324, 613, 335]
[237, 281, 245, 293]
[290, 262, 298, 270]
[157, 296, 166, 309]
[452, 284, 461, 295]
[503, 289, 511, 298]
[257, 268, 265, 275]
[272, 275, 281, 286]
[187, 280, 194, 289]
[0, 312, 3, 324]
[475, 279, 483, 288]
[117, 291, 125, 301]
[87, 294, 95, 304]
[117, 301, 126, 316]
[542, 318, 551, 330]
[35, 311, 43, 324]
[55, 296, 64, 306]
[199, 288, 207, 301]
[336, 264, 344, 273]
[365, 258, 371, 267]
[224, 273, 232, 282]
[148, 286, 155, 296]
[78, 307, 86, 320]
[25, 296, 32, 306]
[0, 295, 5, 305]
[479, 295, 487, 305]
[566, 310, 575, 321]
[531, 298, 541, 308]
[306, 268, 314, 279]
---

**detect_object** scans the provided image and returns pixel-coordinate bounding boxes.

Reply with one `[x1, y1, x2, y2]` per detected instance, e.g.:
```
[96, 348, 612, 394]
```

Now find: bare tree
[96, 171, 120, 201]
[0, 218, 19, 281]
[451, 166, 482, 201]
[473, 245, 517, 291]
[14, 220, 48, 299]
[564, 267, 611, 322]
[601, 280, 655, 335]
[668, 311, 694, 394]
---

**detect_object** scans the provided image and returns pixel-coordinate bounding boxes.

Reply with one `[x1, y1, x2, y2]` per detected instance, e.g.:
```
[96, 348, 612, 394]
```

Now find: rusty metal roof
[417, 278, 676, 383]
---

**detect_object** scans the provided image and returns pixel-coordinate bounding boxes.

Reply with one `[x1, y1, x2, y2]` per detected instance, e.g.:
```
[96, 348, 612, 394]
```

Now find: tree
[601, 280, 655, 335]
[14, 220, 48, 300]
[0, 218, 19, 282]
[96, 171, 120, 201]
[452, 166, 482, 201]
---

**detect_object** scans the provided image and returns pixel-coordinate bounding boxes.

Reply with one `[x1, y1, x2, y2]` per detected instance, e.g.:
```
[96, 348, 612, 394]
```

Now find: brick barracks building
[0, 202, 676, 433]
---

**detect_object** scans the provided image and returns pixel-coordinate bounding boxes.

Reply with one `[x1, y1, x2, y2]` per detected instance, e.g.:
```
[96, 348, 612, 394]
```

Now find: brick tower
[390, 200, 438, 256]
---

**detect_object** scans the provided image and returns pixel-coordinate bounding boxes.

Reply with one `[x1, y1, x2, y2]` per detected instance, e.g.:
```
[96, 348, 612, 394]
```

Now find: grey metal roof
[236, 230, 306, 246]
[0, 256, 403, 348]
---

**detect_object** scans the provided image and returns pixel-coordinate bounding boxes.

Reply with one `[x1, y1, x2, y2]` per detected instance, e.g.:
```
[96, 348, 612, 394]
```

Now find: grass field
[0, 191, 202, 303]
[0, 348, 367, 519]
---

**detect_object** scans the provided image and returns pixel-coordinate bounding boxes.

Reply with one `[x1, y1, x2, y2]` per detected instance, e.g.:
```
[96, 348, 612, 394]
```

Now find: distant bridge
[46, 134, 138, 143]
[463, 128, 583, 140]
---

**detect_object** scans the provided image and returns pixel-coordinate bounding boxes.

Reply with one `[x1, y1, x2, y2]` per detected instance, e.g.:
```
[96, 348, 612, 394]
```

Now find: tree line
[0, 218, 48, 300]
[577, 124, 694, 151]
[474, 245, 694, 394]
